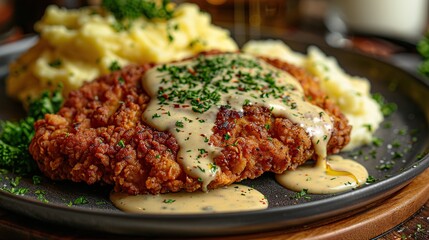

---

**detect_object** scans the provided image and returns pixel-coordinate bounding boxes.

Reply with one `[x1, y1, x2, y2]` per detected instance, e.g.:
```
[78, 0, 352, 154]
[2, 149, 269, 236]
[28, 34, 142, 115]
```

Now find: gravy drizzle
[142, 53, 334, 190]
[111, 184, 268, 214]
[113, 53, 370, 214]
[276, 155, 368, 194]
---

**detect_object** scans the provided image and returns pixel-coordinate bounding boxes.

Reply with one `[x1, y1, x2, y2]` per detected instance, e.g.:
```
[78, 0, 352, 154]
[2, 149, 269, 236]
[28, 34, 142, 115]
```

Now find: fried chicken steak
[29, 52, 351, 195]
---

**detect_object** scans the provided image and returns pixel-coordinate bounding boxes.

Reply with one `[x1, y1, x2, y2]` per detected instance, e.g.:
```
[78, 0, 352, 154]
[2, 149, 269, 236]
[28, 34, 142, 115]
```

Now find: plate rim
[1, 36, 429, 236]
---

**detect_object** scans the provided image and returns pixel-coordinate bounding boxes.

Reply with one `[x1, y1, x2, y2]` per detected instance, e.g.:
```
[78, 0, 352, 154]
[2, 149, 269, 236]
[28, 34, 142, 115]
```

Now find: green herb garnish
[224, 133, 231, 140]
[291, 189, 310, 200]
[163, 198, 175, 204]
[67, 196, 89, 206]
[175, 121, 184, 128]
[372, 137, 383, 147]
[35, 190, 49, 203]
[72, 196, 89, 205]
[32, 175, 42, 185]
[372, 93, 397, 117]
[109, 60, 121, 72]
[417, 35, 429, 77]
[48, 59, 62, 68]
[118, 139, 125, 148]
[366, 175, 377, 183]
[155, 55, 289, 114]
[102, 0, 175, 21]
[362, 123, 372, 132]
[0, 87, 63, 175]
[376, 162, 395, 170]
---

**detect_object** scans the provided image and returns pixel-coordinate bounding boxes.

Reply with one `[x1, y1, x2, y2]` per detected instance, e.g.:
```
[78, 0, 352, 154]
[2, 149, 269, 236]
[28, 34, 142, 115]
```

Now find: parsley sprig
[0, 87, 63, 175]
[102, 0, 175, 21]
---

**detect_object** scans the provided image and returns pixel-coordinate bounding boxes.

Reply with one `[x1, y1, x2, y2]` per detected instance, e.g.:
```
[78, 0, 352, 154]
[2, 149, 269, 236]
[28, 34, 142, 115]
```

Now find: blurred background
[1, 0, 428, 56]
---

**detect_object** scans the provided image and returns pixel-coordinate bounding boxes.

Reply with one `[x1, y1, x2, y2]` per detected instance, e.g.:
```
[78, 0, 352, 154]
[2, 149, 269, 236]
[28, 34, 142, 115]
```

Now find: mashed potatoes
[243, 40, 383, 150]
[7, 2, 380, 151]
[7, 3, 238, 105]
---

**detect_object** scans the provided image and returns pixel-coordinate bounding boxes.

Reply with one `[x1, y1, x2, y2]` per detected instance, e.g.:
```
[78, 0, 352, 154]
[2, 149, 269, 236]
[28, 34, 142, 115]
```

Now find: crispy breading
[29, 54, 351, 195]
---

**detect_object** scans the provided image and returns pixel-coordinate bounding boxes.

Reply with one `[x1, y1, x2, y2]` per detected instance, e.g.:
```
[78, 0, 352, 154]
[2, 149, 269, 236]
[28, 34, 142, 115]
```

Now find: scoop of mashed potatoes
[243, 40, 383, 150]
[7, 3, 238, 105]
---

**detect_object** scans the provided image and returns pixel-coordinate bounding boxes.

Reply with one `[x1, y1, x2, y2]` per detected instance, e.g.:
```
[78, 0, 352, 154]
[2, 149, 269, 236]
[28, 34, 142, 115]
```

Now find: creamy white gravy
[276, 155, 368, 194]
[113, 53, 368, 215]
[141, 53, 333, 190]
[110, 184, 267, 214]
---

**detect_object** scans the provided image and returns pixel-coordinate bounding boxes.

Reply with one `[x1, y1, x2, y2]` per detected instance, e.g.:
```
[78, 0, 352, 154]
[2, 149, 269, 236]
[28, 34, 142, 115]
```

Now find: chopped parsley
[175, 121, 184, 128]
[155, 55, 291, 114]
[391, 140, 401, 148]
[118, 139, 126, 148]
[102, 0, 175, 32]
[198, 149, 207, 155]
[167, 22, 179, 42]
[372, 137, 383, 147]
[417, 151, 428, 160]
[109, 60, 121, 72]
[0, 176, 29, 195]
[224, 133, 231, 140]
[32, 175, 42, 185]
[291, 188, 311, 200]
[398, 129, 407, 136]
[73, 196, 89, 205]
[392, 151, 404, 159]
[376, 162, 395, 170]
[2, 187, 28, 195]
[163, 198, 175, 204]
[48, 59, 62, 68]
[102, 0, 175, 21]
[96, 200, 108, 205]
[362, 123, 372, 132]
[35, 190, 49, 203]
[372, 93, 397, 117]
[366, 175, 377, 183]
[10, 176, 22, 187]
[197, 166, 205, 173]
[118, 76, 125, 84]
[67, 196, 89, 206]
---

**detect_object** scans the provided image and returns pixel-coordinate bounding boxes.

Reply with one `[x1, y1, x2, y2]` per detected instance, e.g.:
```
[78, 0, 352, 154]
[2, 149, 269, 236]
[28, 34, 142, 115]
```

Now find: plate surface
[0, 38, 429, 237]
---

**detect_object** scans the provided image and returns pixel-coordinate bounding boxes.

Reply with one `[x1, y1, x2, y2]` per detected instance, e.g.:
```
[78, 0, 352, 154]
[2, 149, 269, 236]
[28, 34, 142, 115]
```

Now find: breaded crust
[29, 55, 351, 194]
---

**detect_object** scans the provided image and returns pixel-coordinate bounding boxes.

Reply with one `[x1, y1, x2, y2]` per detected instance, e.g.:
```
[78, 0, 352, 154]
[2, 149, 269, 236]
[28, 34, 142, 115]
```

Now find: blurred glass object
[187, 0, 300, 45]
[325, 0, 428, 43]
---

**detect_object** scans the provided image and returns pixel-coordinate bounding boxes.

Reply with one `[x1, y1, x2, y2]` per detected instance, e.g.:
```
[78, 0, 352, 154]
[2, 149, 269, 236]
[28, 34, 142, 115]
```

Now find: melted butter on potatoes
[7, 3, 238, 105]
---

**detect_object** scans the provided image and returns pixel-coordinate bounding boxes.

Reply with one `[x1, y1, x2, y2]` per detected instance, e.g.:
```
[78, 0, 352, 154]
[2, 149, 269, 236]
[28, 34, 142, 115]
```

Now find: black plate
[0, 38, 429, 237]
